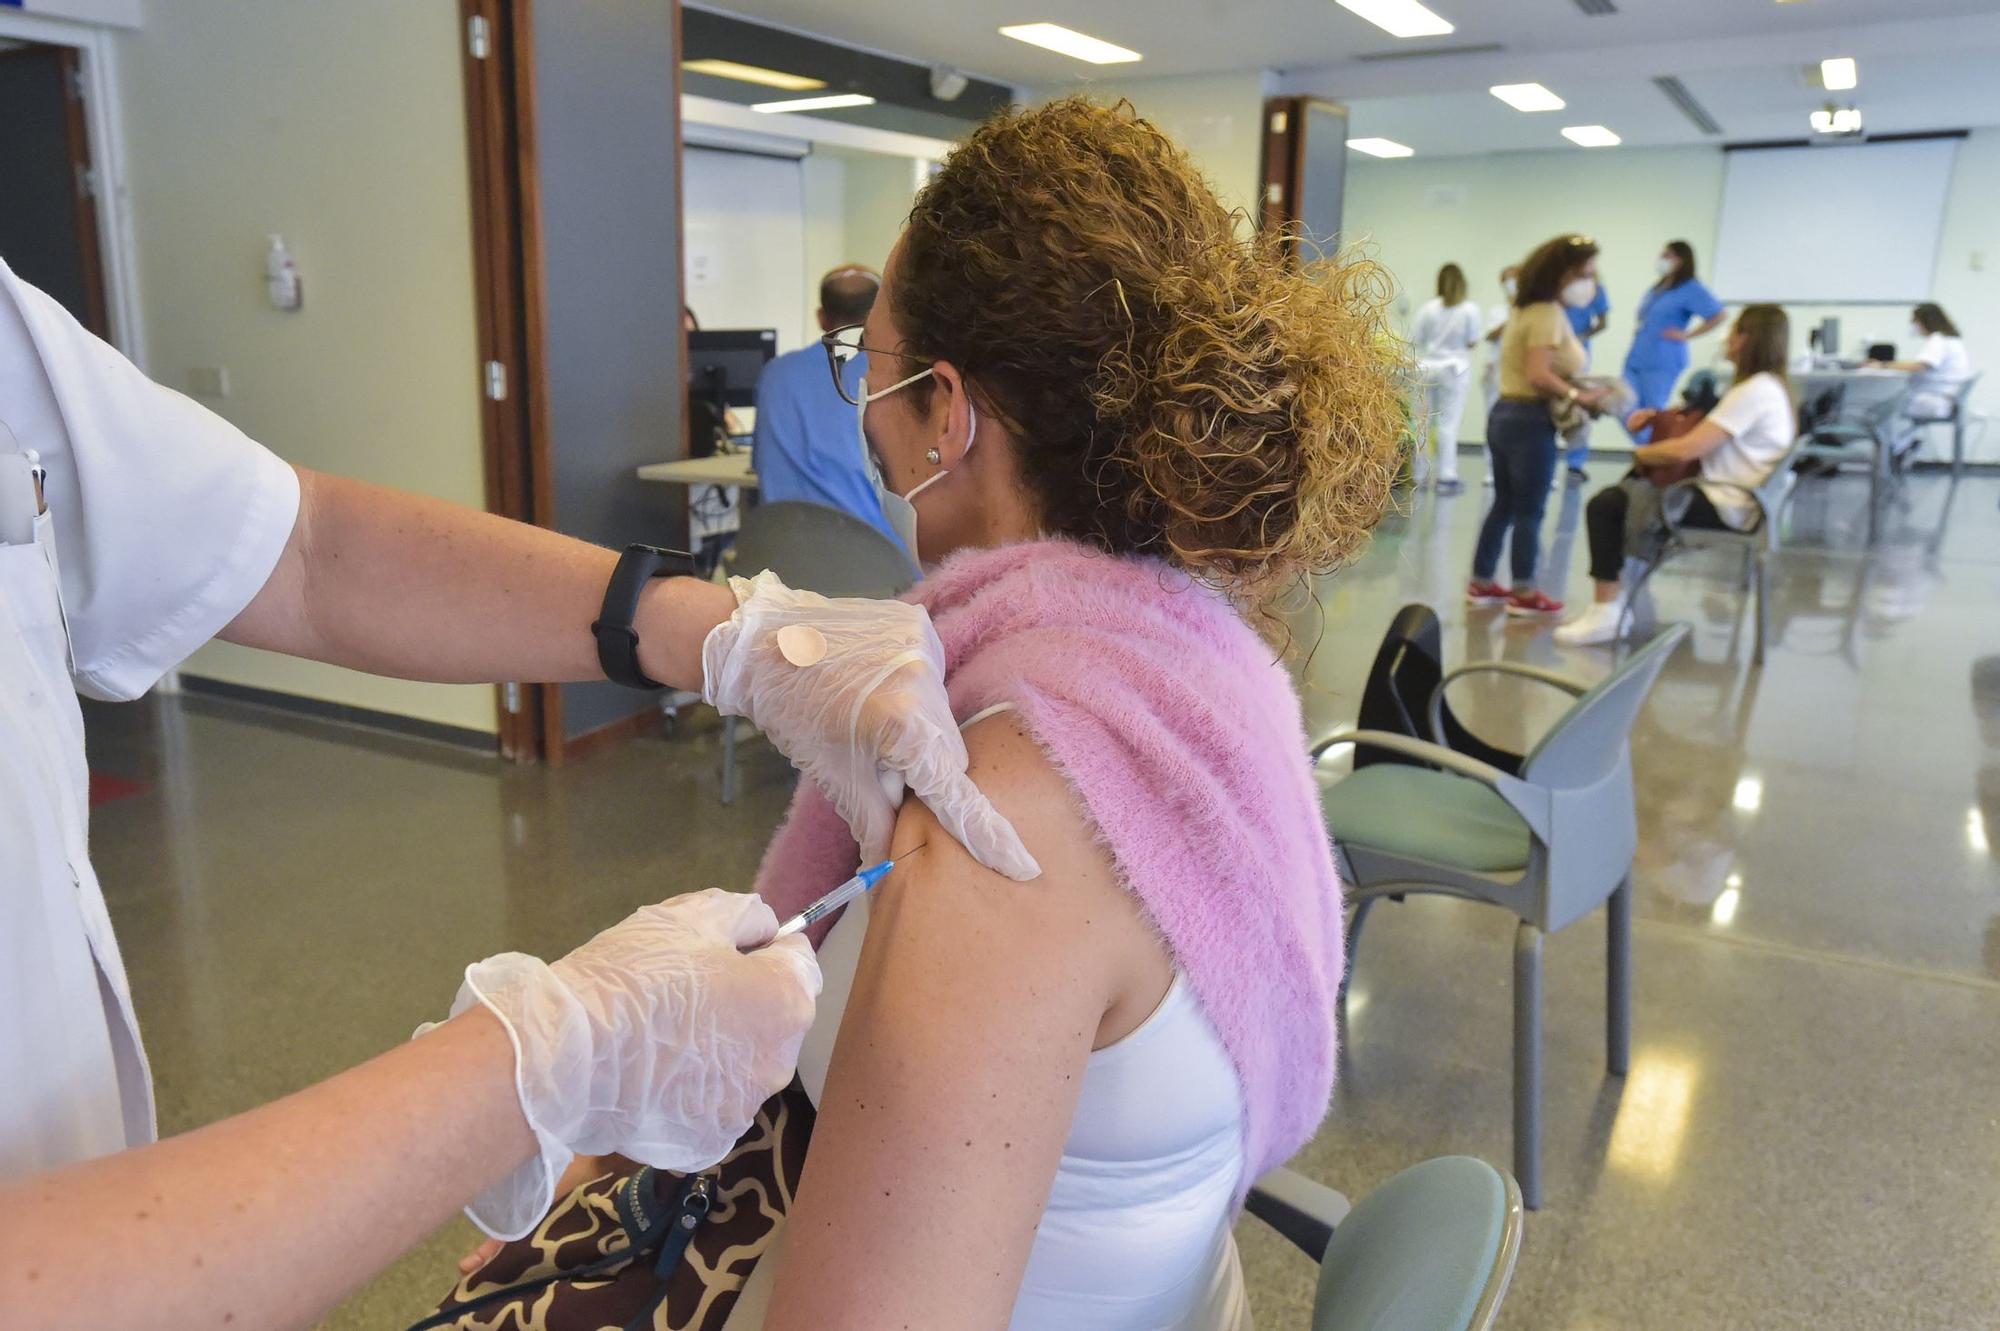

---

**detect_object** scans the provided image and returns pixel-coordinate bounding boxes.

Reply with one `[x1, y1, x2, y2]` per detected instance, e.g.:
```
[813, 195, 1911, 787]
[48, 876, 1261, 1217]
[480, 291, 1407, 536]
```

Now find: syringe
[769, 858, 897, 941]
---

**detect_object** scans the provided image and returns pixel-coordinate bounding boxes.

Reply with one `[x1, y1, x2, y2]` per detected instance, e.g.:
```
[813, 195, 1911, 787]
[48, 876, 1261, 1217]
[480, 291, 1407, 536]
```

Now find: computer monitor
[1812, 317, 1839, 361]
[687, 329, 777, 411]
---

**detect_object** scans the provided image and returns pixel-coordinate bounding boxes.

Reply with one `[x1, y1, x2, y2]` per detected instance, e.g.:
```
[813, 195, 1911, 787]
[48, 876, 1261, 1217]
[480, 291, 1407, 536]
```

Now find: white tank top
[791, 888, 1250, 1331]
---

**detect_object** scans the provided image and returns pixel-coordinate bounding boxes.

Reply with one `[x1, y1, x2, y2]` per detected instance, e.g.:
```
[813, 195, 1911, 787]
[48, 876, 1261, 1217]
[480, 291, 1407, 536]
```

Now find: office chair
[717, 501, 918, 803]
[1314, 624, 1690, 1207]
[1619, 430, 1812, 666]
[1244, 1157, 1523, 1330]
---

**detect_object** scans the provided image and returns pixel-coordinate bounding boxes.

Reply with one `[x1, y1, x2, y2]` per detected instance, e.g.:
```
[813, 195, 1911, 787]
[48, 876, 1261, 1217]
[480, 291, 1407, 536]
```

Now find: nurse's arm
[1680, 311, 1728, 339]
[222, 466, 735, 691]
[0, 1007, 533, 1331]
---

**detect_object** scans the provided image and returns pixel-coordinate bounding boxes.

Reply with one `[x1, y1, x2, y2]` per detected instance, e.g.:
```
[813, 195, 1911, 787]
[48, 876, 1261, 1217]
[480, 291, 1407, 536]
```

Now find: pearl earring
[925, 448, 942, 465]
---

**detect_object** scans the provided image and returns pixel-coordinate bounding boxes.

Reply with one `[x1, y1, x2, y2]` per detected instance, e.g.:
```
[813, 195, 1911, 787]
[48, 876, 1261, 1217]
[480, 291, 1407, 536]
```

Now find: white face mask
[857, 365, 976, 557]
[1656, 255, 1676, 278]
[1501, 276, 1518, 300]
[1910, 323, 1927, 342]
[1561, 277, 1597, 309]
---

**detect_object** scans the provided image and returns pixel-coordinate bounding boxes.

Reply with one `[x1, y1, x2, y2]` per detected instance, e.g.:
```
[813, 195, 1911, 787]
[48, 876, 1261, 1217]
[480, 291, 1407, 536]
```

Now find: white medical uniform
[0, 259, 299, 1178]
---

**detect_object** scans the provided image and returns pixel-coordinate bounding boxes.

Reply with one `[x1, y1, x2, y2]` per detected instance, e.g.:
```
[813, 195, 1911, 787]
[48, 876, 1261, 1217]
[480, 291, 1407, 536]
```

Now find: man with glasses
[749, 265, 902, 548]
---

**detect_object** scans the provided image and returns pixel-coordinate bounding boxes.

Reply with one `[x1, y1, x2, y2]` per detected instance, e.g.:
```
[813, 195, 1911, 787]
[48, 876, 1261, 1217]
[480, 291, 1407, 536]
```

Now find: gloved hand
[421, 889, 822, 1240]
[702, 570, 1040, 880]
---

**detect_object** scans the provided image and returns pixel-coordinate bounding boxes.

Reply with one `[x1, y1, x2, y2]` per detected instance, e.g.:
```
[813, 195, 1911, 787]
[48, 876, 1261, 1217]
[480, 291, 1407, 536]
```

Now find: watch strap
[593, 543, 696, 689]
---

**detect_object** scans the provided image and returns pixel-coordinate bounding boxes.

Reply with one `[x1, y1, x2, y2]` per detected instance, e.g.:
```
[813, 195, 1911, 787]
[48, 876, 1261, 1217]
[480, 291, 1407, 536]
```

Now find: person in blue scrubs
[1560, 276, 1610, 482]
[751, 265, 903, 550]
[1623, 239, 1725, 440]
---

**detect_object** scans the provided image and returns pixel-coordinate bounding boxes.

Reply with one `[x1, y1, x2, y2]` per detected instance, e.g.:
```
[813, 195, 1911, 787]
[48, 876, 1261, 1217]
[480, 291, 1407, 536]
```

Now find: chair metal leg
[1607, 875, 1632, 1078]
[1338, 895, 1379, 1006]
[1751, 551, 1769, 668]
[1513, 920, 1544, 1211]
[721, 714, 738, 805]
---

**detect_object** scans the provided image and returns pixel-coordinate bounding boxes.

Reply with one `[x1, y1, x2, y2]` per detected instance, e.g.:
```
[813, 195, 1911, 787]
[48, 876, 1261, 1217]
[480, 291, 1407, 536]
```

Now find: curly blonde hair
[895, 96, 1404, 601]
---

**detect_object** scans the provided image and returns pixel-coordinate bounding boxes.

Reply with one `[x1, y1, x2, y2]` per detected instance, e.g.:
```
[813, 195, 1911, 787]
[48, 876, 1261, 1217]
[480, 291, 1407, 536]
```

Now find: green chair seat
[1313, 1156, 1519, 1331]
[1320, 764, 1531, 874]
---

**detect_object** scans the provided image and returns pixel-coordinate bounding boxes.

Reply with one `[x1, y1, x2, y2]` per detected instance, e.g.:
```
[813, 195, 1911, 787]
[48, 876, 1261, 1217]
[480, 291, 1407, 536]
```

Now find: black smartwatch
[593, 543, 697, 689]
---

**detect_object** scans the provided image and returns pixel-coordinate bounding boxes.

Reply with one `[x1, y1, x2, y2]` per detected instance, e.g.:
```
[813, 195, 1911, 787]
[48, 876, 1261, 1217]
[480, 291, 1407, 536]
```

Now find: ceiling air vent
[1572, 0, 1618, 14]
[1654, 75, 1723, 135]
[1354, 41, 1504, 62]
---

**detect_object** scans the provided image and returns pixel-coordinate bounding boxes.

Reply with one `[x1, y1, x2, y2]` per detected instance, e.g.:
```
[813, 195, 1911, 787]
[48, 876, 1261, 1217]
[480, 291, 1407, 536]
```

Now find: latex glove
[702, 570, 1040, 880]
[421, 889, 821, 1240]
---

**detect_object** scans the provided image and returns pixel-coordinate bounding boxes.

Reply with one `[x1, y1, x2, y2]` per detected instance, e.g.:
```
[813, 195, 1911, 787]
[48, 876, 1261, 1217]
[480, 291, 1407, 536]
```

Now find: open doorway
[0, 39, 110, 338]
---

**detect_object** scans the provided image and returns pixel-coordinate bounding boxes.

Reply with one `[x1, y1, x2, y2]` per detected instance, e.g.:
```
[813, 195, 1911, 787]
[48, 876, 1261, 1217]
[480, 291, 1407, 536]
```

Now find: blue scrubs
[1562, 285, 1610, 469]
[750, 349, 903, 549]
[1623, 278, 1724, 437]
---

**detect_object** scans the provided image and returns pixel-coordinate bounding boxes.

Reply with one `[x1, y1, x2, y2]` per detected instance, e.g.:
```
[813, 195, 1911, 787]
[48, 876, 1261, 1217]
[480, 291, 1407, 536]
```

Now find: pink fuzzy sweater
[753, 538, 1345, 1198]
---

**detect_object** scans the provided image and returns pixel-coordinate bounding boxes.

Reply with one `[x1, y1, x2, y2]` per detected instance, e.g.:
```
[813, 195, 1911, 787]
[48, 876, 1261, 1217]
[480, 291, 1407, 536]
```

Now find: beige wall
[1349, 134, 2000, 458]
[115, 0, 496, 731]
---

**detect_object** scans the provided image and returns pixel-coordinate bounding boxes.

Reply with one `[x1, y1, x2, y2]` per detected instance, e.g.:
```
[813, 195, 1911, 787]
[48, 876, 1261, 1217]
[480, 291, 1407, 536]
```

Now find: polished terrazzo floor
[80, 460, 2000, 1329]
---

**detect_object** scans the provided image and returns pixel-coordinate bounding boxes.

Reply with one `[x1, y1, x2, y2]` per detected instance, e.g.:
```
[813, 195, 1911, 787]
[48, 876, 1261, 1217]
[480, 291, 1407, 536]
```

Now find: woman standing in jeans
[1468, 234, 1617, 616]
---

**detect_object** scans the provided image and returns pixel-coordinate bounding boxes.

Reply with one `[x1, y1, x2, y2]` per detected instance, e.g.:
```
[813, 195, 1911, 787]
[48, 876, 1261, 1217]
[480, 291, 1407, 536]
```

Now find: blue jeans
[1473, 400, 1559, 587]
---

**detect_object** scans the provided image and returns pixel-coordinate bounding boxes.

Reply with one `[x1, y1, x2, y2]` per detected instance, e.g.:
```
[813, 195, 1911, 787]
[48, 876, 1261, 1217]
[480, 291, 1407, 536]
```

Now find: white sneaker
[1554, 600, 1629, 646]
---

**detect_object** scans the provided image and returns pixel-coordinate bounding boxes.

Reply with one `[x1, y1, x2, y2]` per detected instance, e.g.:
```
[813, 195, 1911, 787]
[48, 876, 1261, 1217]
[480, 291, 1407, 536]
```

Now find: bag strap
[405, 1169, 712, 1331]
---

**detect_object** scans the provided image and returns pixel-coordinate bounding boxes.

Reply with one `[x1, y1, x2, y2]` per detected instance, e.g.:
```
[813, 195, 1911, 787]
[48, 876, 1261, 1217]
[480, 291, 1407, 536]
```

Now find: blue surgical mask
[857, 367, 976, 558]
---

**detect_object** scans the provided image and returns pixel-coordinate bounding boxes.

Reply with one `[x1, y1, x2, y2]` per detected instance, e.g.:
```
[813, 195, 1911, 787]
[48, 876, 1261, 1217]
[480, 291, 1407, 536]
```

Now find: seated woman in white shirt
[1867, 302, 1972, 458]
[1557, 304, 1795, 646]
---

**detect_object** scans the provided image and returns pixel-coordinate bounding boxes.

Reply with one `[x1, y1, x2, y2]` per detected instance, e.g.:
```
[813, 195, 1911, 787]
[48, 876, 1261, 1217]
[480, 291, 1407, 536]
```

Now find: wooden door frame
[458, 0, 689, 765]
[458, 0, 559, 761]
[0, 43, 111, 339]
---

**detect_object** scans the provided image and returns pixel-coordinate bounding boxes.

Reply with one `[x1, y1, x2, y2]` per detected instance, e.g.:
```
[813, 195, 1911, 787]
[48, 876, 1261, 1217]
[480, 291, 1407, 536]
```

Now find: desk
[636, 451, 759, 490]
[1793, 366, 1910, 545]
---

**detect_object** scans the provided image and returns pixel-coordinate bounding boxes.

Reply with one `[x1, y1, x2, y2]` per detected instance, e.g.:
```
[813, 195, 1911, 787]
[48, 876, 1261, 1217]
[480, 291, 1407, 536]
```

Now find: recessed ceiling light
[998, 23, 1142, 64]
[1336, 0, 1455, 39]
[1562, 124, 1622, 147]
[1490, 82, 1566, 112]
[1821, 56, 1857, 90]
[1347, 137, 1415, 157]
[750, 93, 876, 114]
[681, 59, 826, 92]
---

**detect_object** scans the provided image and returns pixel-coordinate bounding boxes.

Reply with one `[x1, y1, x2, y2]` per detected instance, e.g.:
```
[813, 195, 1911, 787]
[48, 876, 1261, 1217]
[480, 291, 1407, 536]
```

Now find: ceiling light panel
[751, 93, 876, 114]
[997, 23, 1142, 64]
[680, 59, 825, 92]
[1821, 57, 1857, 91]
[1348, 137, 1415, 157]
[1336, 0, 1455, 39]
[1490, 82, 1566, 112]
[1562, 124, 1621, 147]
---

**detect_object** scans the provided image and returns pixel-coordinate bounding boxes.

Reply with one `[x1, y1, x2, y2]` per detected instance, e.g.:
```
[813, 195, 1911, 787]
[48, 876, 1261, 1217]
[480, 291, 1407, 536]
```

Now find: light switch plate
[188, 366, 230, 398]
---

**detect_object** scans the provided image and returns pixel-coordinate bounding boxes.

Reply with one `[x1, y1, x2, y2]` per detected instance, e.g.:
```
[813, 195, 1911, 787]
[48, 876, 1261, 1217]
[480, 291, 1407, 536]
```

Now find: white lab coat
[0, 259, 299, 1178]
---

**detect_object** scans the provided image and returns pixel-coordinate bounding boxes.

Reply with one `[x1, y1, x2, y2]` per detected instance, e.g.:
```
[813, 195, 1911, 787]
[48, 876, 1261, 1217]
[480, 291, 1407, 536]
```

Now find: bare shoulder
[879, 710, 1171, 1047]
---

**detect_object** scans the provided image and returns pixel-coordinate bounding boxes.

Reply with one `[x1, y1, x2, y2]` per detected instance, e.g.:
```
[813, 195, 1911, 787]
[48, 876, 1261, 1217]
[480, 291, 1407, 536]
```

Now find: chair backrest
[726, 500, 918, 599]
[1354, 604, 1522, 775]
[1522, 623, 1688, 928]
[1948, 371, 1983, 416]
[1311, 1156, 1522, 1331]
[1521, 622, 1688, 791]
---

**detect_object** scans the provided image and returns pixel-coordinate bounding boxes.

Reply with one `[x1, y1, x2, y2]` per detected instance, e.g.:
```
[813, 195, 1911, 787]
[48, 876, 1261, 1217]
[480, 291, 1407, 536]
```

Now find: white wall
[114, 0, 495, 731]
[1348, 134, 2000, 459]
[1030, 71, 1275, 224]
[836, 147, 920, 277]
[684, 147, 810, 352]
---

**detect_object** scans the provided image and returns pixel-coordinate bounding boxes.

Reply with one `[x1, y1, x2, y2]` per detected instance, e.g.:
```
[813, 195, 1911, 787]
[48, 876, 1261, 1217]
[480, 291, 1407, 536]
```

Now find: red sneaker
[1466, 579, 1509, 607]
[1506, 588, 1565, 617]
